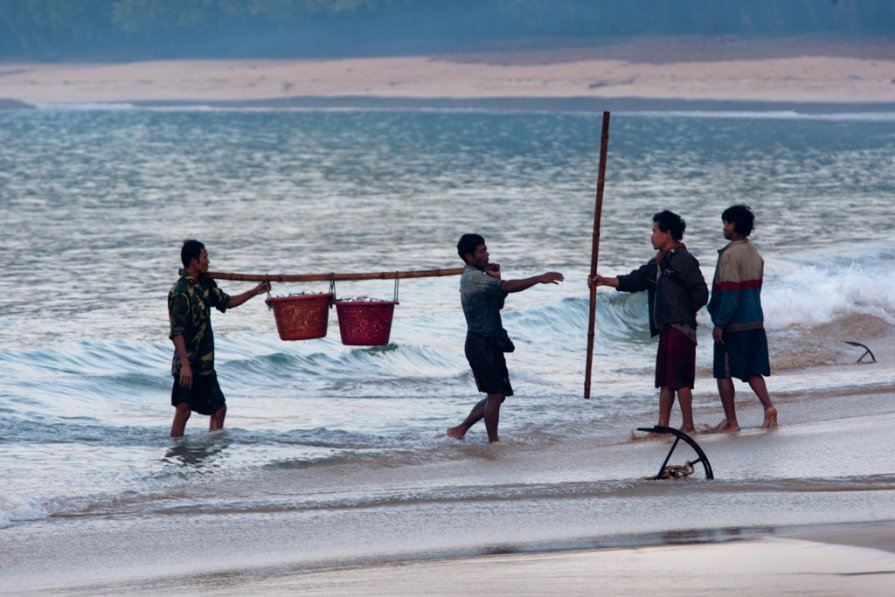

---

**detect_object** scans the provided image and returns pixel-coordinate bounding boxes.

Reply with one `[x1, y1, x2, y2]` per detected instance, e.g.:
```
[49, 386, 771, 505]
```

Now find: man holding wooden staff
[448, 234, 564, 443]
[168, 240, 270, 437]
[590, 211, 708, 433]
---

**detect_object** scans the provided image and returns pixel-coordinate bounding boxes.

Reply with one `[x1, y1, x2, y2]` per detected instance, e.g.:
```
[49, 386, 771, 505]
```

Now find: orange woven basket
[266, 293, 332, 341]
[334, 300, 398, 346]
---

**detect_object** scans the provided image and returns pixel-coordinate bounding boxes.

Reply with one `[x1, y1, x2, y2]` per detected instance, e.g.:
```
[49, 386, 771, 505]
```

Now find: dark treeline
[1, 0, 892, 61]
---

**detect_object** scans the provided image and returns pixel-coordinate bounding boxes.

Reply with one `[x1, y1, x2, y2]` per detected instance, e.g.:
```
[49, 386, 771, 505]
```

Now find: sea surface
[1, 105, 894, 589]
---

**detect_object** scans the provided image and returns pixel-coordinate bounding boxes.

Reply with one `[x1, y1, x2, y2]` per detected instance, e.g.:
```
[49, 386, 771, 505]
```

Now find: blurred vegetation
[0, 0, 892, 60]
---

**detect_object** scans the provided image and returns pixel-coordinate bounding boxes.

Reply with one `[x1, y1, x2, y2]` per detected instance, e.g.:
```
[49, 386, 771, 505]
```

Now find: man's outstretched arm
[500, 272, 564, 293]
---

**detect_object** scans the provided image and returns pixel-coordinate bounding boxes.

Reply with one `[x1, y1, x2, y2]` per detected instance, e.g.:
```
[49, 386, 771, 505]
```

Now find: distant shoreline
[1, 35, 893, 107]
[6, 95, 895, 114]
[126, 95, 895, 113]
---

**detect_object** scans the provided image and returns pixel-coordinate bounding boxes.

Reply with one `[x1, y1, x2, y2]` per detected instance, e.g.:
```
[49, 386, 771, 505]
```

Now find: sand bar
[1, 36, 894, 106]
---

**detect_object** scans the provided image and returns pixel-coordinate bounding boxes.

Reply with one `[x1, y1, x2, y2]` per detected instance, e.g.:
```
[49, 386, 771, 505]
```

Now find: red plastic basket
[334, 300, 398, 346]
[266, 293, 332, 341]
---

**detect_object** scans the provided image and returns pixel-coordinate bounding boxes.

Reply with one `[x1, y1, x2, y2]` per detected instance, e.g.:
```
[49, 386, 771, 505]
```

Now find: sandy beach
[6, 530, 894, 596]
[4, 399, 895, 595]
[1, 35, 894, 107]
[208, 532, 895, 596]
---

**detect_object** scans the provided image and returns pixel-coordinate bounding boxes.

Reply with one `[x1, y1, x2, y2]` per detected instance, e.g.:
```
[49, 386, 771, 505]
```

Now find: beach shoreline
[2, 35, 894, 108]
[3, 520, 894, 595]
[212, 526, 895, 597]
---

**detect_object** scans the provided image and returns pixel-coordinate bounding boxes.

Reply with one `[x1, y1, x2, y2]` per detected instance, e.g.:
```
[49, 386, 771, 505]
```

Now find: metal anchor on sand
[637, 426, 714, 480]
[843, 341, 876, 364]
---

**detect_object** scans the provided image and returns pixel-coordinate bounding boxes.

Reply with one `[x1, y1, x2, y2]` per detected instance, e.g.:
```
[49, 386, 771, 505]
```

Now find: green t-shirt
[168, 274, 230, 377]
[460, 264, 507, 337]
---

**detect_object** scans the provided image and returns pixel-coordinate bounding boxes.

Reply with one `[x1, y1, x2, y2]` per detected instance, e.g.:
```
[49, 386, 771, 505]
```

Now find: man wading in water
[168, 240, 269, 437]
[448, 234, 564, 443]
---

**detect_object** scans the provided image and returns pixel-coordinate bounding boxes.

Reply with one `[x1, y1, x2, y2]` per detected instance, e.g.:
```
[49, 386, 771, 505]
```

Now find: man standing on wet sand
[709, 205, 778, 432]
[448, 233, 564, 443]
[590, 210, 708, 433]
[168, 240, 270, 437]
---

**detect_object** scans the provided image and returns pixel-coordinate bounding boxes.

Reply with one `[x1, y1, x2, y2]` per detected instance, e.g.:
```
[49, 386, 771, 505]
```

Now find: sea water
[1, 106, 894, 579]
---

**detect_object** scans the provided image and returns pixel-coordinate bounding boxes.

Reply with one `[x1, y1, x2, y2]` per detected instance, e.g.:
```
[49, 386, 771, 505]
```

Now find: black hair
[652, 210, 686, 241]
[180, 239, 205, 269]
[457, 233, 485, 263]
[722, 204, 755, 236]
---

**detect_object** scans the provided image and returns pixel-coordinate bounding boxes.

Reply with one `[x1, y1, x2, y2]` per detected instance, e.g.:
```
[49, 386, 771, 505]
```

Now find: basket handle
[329, 277, 336, 307]
[393, 273, 399, 303]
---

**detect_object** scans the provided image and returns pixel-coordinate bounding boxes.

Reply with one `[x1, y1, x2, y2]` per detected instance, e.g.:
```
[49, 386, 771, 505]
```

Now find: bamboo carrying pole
[584, 111, 611, 400]
[207, 267, 464, 283]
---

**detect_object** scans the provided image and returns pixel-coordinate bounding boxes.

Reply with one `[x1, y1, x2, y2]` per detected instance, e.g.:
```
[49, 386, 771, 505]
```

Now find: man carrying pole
[590, 211, 708, 433]
[168, 240, 270, 437]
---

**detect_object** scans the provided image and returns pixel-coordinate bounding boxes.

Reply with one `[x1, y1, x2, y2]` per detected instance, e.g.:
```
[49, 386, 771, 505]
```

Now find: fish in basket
[266, 292, 332, 341]
[333, 296, 398, 346]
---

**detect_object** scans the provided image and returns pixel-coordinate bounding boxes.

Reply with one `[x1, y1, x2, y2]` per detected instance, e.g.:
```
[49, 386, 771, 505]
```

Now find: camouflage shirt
[168, 273, 230, 377]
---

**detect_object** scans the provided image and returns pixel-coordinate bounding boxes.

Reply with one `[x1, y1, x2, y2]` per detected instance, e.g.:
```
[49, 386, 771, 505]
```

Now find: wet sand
[1, 35, 894, 107]
[4, 403, 894, 596]
[218, 533, 895, 596]
[4, 524, 894, 595]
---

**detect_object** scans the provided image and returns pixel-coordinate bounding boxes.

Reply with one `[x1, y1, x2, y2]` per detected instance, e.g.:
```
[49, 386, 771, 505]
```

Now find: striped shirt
[708, 239, 765, 332]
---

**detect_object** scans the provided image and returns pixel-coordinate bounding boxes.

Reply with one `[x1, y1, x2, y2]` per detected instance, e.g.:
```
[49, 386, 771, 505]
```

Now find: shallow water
[1, 106, 894, 585]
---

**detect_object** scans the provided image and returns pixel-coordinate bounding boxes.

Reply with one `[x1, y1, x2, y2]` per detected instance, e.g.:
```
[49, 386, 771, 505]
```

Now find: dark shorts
[655, 326, 696, 390]
[713, 327, 771, 382]
[171, 371, 226, 416]
[465, 332, 514, 397]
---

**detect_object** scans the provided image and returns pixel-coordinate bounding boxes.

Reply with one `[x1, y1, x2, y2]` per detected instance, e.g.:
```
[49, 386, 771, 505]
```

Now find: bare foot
[679, 426, 696, 435]
[762, 406, 778, 429]
[446, 426, 465, 439]
[714, 419, 741, 433]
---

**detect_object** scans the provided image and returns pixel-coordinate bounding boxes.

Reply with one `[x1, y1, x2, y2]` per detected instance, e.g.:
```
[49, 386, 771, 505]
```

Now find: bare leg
[447, 398, 486, 439]
[747, 376, 778, 428]
[170, 403, 191, 437]
[716, 378, 740, 432]
[677, 387, 695, 433]
[209, 404, 227, 432]
[658, 387, 674, 428]
[483, 394, 505, 443]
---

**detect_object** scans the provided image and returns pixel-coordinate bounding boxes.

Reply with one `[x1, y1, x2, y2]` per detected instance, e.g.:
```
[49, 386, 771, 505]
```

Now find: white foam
[0, 494, 49, 527]
[762, 250, 895, 329]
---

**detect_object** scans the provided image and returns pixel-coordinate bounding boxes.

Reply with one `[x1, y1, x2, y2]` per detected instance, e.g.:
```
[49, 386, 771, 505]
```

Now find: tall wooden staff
[584, 111, 611, 399]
